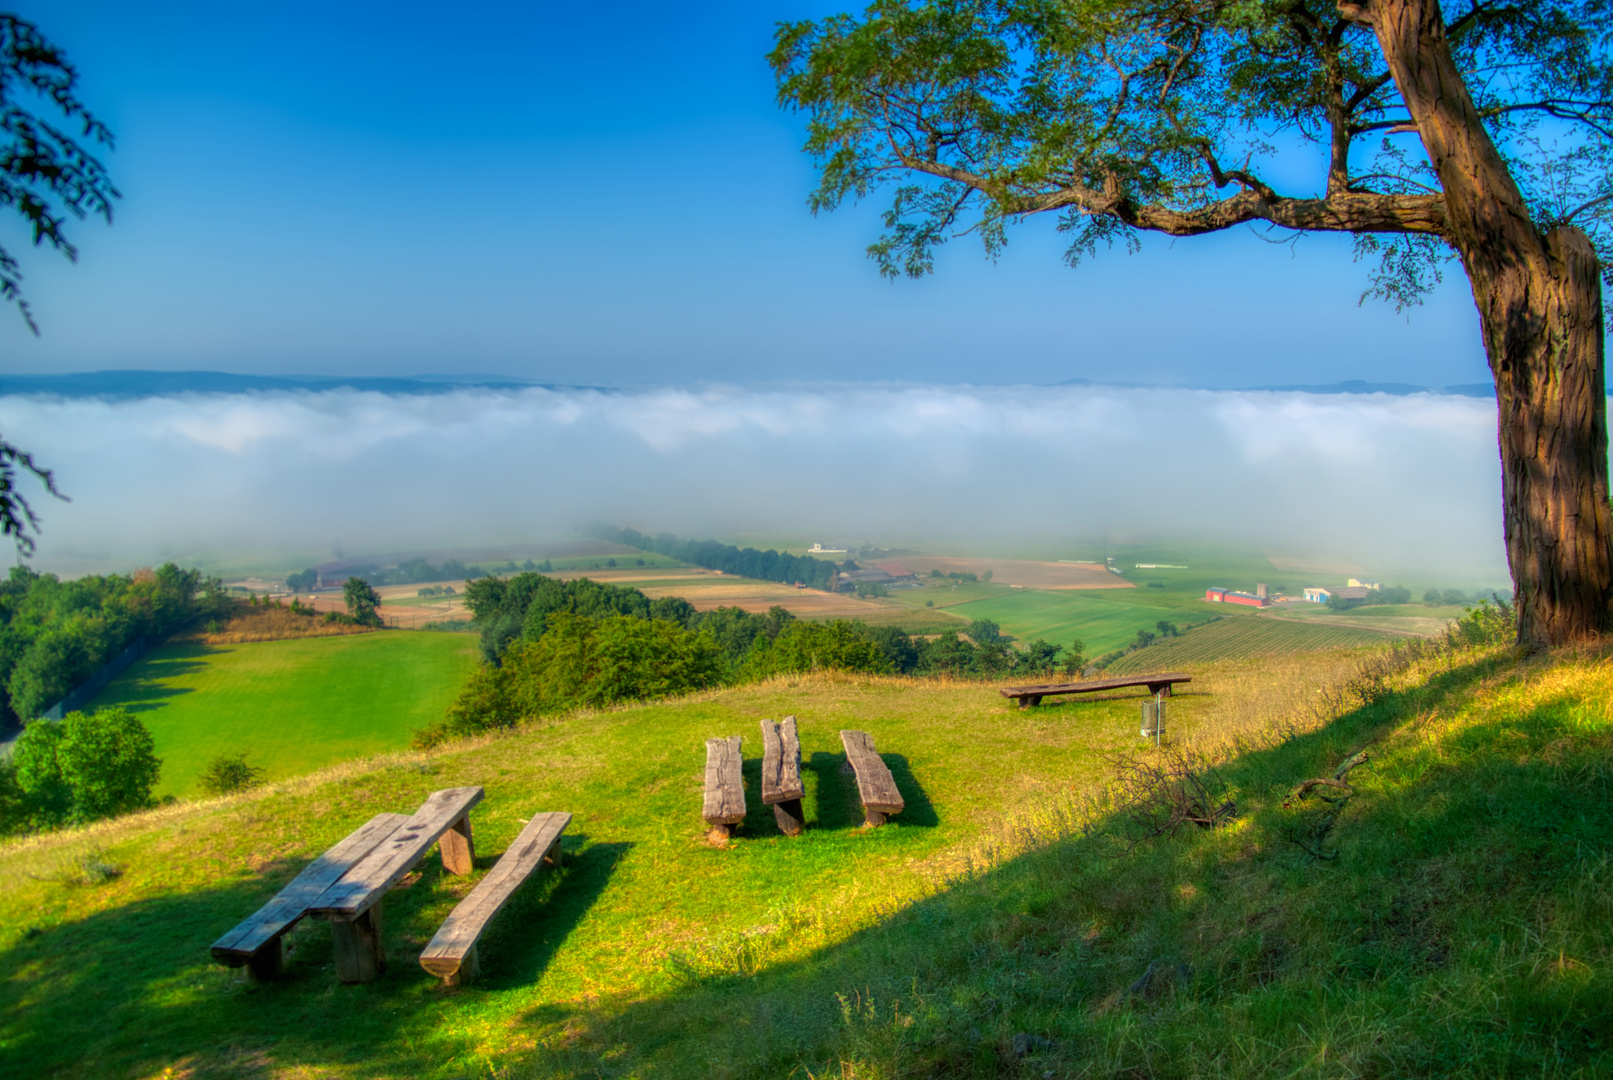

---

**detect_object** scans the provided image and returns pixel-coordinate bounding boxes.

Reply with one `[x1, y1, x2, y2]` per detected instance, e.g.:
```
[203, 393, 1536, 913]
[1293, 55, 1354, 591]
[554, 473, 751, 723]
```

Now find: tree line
[418, 571, 1086, 746]
[585, 525, 841, 591]
[0, 564, 230, 725]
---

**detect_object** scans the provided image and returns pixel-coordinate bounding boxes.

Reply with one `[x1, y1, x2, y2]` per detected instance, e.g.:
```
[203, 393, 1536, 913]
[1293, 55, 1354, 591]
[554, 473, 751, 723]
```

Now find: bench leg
[441, 943, 480, 988]
[331, 903, 386, 984]
[246, 935, 284, 982]
[439, 813, 476, 876]
[544, 838, 563, 867]
[772, 799, 805, 837]
[863, 808, 887, 828]
[1019, 695, 1042, 710]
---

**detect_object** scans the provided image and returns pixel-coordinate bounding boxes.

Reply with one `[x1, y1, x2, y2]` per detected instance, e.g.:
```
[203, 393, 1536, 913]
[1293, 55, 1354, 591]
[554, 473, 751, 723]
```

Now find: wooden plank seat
[701, 735, 746, 840]
[999, 672, 1192, 710]
[419, 811, 572, 986]
[209, 812, 410, 981]
[307, 785, 485, 983]
[839, 730, 904, 827]
[760, 716, 806, 836]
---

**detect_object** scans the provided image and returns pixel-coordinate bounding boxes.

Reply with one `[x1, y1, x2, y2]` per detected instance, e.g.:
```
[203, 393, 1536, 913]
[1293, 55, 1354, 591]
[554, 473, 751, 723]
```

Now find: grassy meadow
[6, 632, 1613, 1078]
[85, 632, 480, 797]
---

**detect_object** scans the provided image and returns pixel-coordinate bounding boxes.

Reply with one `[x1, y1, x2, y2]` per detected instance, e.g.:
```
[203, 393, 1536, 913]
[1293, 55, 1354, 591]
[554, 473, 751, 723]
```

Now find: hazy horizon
[0, 380, 1512, 587]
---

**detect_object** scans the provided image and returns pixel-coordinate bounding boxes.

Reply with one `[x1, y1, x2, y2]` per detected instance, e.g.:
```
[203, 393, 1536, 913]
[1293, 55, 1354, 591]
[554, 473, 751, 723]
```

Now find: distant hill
[0, 370, 608, 400]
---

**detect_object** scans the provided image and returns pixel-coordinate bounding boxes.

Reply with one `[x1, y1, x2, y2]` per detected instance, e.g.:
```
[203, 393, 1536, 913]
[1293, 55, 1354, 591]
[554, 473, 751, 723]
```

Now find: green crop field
[86, 632, 480, 797]
[1104, 613, 1398, 672]
[935, 587, 1205, 655]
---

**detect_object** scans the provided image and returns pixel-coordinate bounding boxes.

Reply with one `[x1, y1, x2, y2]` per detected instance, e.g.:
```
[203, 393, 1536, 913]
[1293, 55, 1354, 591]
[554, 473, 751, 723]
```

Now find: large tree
[0, 14, 119, 553]
[772, 0, 1613, 648]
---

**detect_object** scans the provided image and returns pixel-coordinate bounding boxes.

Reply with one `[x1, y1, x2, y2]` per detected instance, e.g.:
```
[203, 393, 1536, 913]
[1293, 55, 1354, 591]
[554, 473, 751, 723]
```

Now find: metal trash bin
[1140, 697, 1166, 741]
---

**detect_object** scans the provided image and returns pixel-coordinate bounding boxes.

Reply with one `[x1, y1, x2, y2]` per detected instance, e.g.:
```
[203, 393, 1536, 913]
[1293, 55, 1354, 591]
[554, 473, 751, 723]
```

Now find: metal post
[1155, 689, 1163, 747]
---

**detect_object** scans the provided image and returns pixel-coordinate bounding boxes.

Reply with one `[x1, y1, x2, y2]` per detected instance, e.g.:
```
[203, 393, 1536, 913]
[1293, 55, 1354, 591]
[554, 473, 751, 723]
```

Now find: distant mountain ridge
[0, 370, 607, 400]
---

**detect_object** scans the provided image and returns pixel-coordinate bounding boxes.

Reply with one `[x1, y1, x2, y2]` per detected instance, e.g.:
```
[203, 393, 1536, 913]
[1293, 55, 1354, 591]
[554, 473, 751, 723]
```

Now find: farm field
[84, 632, 480, 797]
[938, 587, 1203, 655]
[1104, 612, 1398, 673]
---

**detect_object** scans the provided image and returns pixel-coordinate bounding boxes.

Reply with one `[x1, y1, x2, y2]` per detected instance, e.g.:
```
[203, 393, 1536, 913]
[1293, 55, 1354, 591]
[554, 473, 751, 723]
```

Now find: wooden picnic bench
[701, 735, 746, 839]
[999, 672, 1192, 710]
[419, 811, 571, 986]
[760, 716, 806, 836]
[210, 811, 410, 981]
[839, 730, 904, 826]
[307, 785, 484, 982]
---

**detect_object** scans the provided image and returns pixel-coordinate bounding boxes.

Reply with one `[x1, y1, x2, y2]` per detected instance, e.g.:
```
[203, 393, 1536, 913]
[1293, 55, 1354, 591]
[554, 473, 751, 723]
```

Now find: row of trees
[0, 564, 230, 724]
[286, 557, 533, 593]
[586, 525, 840, 591]
[422, 568, 1090, 745]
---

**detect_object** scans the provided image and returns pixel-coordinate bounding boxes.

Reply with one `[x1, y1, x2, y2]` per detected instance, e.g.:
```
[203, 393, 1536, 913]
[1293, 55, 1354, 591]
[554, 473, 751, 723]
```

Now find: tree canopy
[0, 15, 119, 556]
[773, 0, 1613, 646]
[771, 0, 1610, 299]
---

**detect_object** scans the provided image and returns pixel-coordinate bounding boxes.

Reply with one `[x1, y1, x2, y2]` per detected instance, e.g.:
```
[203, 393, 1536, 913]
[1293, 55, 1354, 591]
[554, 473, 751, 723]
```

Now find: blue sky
[0, 0, 1492, 388]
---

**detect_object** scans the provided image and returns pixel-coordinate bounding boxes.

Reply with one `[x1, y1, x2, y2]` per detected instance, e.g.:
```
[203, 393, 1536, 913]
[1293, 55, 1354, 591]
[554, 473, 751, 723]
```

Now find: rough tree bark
[1353, 0, 1613, 647]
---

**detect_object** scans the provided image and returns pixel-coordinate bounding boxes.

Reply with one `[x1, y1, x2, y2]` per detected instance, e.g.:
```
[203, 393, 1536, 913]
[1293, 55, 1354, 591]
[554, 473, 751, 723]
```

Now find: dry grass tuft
[194, 607, 376, 643]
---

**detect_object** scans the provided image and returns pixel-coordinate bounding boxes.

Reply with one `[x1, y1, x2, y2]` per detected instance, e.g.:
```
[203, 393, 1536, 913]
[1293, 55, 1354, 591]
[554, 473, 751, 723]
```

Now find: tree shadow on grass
[88, 643, 222, 712]
[0, 856, 487, 1079]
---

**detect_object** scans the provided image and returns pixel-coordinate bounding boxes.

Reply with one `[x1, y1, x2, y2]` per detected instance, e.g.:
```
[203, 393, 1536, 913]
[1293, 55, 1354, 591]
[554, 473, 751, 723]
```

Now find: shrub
[11, 707, 161, 828]
[195, 751, 265, 796]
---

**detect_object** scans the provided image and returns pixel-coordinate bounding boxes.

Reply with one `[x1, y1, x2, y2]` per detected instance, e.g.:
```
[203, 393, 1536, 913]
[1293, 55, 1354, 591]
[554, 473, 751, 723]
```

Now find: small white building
[1347, 578, 1381, 590]
[808, 542, 847, 554]
[1303, 587, 1332, 603]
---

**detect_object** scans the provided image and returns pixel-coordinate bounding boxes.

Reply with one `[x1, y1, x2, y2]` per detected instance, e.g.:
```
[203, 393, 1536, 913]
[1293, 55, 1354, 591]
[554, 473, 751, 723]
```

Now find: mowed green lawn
[87, 632, 480, 796]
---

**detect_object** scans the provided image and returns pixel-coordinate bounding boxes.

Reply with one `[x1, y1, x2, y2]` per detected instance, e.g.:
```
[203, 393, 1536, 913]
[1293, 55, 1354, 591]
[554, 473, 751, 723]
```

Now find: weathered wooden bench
[306, 786, 485, 982]
[418, 810, 571, 986]
[701, 735, 746, 840]
[760, 716, 805, 836]
[999, 672, 1192, 709]
[839, 730, 904, 826]
[210, 811, 410, 981]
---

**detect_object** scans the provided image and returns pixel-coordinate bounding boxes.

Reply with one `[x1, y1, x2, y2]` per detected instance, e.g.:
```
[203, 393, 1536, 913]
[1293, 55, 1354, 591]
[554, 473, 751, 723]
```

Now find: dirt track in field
[888, 557, 1131, 590]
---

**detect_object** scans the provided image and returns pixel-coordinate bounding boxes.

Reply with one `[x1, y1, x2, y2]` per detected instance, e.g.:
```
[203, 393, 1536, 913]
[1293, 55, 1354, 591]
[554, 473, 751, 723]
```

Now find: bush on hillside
[195, 751, 265, 796]
[5, 707, 161, 831]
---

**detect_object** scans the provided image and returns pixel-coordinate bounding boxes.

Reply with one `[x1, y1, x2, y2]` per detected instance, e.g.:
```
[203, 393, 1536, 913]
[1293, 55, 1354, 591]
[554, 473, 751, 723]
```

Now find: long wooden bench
[307, 786, 485, 982]
[701, 735, 746, 840]
[210, 812, 410, 981]
[760, 716, 806, 836]
[419, 811, 571, 986]
[999, 672, 1192, 710]
[839, 730, 904, 826]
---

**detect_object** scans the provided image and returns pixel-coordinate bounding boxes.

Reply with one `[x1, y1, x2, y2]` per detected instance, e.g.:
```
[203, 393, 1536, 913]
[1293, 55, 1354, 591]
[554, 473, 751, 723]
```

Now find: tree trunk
[1357, 0, 1613, 647]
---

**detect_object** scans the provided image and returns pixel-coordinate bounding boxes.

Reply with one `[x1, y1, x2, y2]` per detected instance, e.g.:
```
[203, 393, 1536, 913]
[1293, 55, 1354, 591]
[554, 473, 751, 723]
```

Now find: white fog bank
[0, 382, 1510, 580]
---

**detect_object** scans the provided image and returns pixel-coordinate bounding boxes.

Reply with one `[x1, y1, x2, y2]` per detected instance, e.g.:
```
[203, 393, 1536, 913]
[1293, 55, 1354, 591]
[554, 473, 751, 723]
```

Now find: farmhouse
[1304, 585, 1376, 603]
[1205, 587, 1271, 608]
[872, 561, 919, 584]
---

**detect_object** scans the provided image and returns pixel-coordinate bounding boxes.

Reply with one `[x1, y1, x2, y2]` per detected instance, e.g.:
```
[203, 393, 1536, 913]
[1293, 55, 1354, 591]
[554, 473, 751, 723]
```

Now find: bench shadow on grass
[474, 836, 631, 991]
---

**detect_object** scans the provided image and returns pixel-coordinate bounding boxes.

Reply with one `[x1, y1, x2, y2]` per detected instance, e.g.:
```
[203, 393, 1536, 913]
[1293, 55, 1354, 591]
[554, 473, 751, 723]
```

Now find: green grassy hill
[4, 638, 1610, 1078]
[86, 632, 479, 796]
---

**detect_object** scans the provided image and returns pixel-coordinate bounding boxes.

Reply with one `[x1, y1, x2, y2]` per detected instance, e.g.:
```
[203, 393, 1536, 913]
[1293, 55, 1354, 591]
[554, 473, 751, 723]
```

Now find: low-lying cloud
[0, 382, 1510, 582]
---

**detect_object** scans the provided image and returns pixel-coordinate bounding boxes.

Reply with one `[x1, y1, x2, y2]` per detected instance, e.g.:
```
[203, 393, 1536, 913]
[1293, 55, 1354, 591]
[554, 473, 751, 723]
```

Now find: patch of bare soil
[893, 556, 1132, 590]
